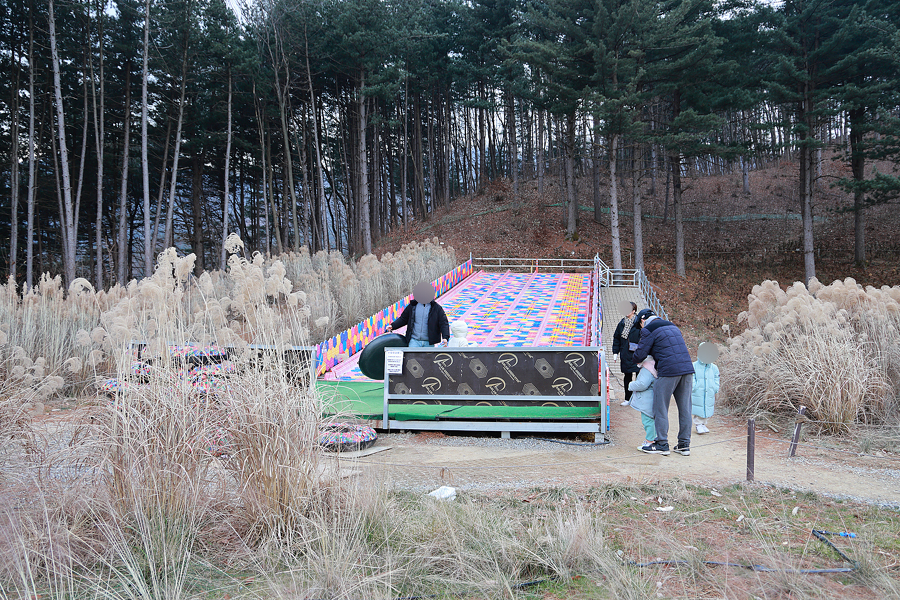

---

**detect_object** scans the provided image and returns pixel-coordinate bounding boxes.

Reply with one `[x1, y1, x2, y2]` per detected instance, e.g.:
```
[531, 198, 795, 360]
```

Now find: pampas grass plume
[88, 350, 104, 368]
[174, 254, 196, 283]
[723, 278, 900, 433]
[224, 232, 244, 255]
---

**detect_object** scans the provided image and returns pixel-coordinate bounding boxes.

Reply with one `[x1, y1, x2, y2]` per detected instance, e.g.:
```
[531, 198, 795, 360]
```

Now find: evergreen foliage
[0, 0, 897, 284]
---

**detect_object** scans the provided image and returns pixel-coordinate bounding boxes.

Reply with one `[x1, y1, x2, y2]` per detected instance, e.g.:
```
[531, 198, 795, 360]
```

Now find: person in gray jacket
[632, 309, 694, 456]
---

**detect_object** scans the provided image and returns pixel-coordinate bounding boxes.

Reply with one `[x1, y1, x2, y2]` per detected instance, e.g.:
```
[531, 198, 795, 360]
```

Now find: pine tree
[517, 0, 596, 239]
[763, 0, 853, 282]
[643, 0, 726, 277]
[589, 0, 657, 270]
[831, 0, 900, 264]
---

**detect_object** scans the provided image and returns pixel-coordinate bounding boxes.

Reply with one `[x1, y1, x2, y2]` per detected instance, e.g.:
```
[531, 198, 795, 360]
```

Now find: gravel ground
[377, 432, 613, 452]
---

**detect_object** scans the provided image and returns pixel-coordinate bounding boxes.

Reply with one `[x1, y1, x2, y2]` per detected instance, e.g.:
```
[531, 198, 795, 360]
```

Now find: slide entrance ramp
[324, 269, 592, 382]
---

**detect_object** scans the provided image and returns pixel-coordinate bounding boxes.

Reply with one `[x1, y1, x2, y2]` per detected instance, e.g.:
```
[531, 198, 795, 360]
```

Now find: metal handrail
[594, 255, 611, 287]
[636, 269, 669, 321]
[596, 265, 669, 322]
[607, 269, 638, 286]
[472, 256, 596, 272]
[469, 254, 668, 330]
[590, 257, 600, 347]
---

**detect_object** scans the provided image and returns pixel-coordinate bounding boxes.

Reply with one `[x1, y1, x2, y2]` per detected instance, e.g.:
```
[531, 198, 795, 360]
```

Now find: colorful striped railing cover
[314, 259, 474, 375]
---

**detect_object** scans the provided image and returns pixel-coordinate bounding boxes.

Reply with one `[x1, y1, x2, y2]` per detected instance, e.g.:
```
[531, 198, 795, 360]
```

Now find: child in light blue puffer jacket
[691, 342, 720, 434]
[628, 355, 658, 450]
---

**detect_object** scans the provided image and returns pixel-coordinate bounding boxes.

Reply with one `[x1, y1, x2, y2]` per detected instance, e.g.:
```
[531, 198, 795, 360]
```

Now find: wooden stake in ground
[788, 406, 806, 458]
[746, 418, 755, 482]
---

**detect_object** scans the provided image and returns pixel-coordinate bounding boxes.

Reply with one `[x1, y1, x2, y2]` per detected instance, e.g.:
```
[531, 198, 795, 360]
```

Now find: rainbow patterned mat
[324, 270, 594, 382]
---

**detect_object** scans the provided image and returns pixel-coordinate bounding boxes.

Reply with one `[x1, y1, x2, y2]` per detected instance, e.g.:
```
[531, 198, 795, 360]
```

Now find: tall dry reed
[722, 278, 900, 432]
[278, 238, 456, 338]
[0, 238, 332, 594]
[0, 238, 456, 406]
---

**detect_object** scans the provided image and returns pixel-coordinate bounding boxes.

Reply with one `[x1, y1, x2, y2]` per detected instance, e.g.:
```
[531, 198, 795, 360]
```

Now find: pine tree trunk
[253, 85, 272, 254]
[849, 107, 865, 265]
[278, 90, 299, 250]
[141, 0, 152, 275]
[305, 30, 328, 251]
[565, 112, 577, 238]
[799, 94, 816, 283]
[164, 49, 188, 250]
[742, 155, 750, 193]
[649, 106, 657, 197]
[372, 119, 381, 237]
[26, 1, 37, 289]
[414, 95, 425, 217]
[192, 153, 204, 274]
[469, 107, 476, 194]
[9, 42, 20, 279]
[609, 133, 622, 270]
[296, 114, 312, 247]
[671, 151, 685, 277]
[220, 70, 232, 268]
[151, 119, 171, 258]
[663, 153, 670, 221]
[488, 103, 497, 180]
[401, 86, 408, 227]
[592, 126, 601, 224]
[537, 108, 544, 196]
[49, 0, 77, 284]
[266, 129, 283, 254]
[478, 88, 486, 190]
[667, 85, 686, 275]
[117, 63, 132, 285]
[74, 68, 89, 261]
[389, 124, 397, 229]
[507, 90, 518, 198]
[633, 143, 644, 272]
[357, 73, 371, 254]
[426, 96, 435, 210]
[89, 3, 104, 289]
[444, 90, 452, 204]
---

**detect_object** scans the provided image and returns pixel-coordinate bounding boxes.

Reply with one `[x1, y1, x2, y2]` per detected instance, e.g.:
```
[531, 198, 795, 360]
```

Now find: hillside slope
[373, 158, 900, 348]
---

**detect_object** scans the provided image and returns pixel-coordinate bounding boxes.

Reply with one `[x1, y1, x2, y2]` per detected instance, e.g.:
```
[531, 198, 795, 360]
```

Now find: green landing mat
[316, 380, 602, 422]
[318, 380, 384, 418]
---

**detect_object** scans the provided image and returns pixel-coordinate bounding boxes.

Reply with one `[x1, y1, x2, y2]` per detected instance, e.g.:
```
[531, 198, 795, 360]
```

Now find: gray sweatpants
[653, 374, 693, 447]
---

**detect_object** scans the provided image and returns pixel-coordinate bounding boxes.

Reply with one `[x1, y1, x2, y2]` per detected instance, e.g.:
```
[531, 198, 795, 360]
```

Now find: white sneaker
[620, 400, 631, 406]
[696, 424, 709, 434]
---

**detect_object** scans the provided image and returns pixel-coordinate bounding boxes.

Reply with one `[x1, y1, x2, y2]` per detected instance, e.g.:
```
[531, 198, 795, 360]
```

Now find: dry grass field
[1, 157, 899, 598]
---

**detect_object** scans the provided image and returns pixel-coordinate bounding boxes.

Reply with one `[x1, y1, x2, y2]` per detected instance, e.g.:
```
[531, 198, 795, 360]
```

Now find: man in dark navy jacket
[386, 281, 450, 347]
[632, 309, 694, 456]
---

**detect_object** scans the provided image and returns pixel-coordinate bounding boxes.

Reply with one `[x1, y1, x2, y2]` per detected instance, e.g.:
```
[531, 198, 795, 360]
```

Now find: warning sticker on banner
[385, 350, 404, 375]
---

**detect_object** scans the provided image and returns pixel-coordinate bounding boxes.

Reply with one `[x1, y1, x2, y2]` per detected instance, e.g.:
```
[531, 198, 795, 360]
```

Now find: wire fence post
[746, 418, 756, 482]
[788, 406, 807, 458]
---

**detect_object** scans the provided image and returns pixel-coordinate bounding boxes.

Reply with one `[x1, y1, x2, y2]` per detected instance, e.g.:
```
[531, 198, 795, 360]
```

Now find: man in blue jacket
[632, 309, 694, 456]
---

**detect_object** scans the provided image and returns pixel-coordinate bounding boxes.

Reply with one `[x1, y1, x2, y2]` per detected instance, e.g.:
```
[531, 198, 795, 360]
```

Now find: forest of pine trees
[0, 0, 898, 288]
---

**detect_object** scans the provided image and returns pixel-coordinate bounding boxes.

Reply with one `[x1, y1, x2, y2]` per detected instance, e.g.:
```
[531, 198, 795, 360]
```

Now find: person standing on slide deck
[632, 309, 694, 456]
[386, 281, 450, 347]
[612, 301, 641, 407]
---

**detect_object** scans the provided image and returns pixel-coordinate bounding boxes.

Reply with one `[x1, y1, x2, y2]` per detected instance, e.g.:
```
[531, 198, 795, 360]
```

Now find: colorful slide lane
[323, 270, 594, 382]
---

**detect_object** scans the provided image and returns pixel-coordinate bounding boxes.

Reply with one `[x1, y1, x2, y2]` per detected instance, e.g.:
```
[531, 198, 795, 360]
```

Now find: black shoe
[673, 443, 690, 456]
[639, 442, 670, 456]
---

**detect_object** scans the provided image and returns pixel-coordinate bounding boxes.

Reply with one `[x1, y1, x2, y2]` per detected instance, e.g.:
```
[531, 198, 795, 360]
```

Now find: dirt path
[22, 389, 900, 507]
[351, 381, 900, 506]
